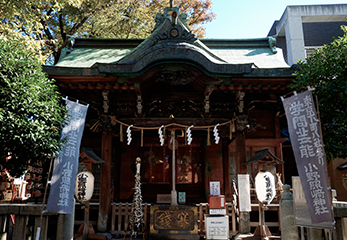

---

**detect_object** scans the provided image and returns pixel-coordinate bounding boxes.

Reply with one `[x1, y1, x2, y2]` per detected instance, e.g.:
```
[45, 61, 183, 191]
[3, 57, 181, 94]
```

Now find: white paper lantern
[75, 171, 94, 203]
[255, 171, 276, 205]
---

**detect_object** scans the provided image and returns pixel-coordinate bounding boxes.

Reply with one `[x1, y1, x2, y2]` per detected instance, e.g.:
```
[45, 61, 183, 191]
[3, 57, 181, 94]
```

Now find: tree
[0, 0, 215, 64]
[291, 26, 347, 162]
[0, 36, 67, 176]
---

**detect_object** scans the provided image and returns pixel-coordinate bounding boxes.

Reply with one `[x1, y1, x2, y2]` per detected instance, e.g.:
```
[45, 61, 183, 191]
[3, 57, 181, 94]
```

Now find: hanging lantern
[75, 171, 94, 204]
[255, 171, 276, 205]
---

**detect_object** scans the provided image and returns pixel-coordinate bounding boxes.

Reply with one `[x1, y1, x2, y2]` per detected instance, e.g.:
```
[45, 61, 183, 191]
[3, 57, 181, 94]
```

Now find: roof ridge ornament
[66, 35, 75, 54]
[154, 6, 188, 30]
[268, 36, 277, 54]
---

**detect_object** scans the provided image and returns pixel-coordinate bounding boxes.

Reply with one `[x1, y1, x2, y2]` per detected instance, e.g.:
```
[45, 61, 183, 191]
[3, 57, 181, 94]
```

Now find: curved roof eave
[93, 42, 254, 76]
[42, 63, 296, 78]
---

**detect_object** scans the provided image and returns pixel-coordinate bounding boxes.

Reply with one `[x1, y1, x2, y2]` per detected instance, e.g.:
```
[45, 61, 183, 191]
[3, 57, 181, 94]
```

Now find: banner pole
[36, 155, 54, 240]
[314, 94, 337, 240]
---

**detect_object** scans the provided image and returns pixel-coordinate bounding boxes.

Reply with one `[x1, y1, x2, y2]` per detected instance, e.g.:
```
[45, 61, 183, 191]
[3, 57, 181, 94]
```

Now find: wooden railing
[0, 203, 56, 240]
[110, 202, 238, 238]
[110, 202, 151, 237]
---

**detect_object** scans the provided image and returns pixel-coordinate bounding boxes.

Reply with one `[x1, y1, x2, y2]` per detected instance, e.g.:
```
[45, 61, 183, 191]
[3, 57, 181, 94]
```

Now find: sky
[204, 0, 347, 39]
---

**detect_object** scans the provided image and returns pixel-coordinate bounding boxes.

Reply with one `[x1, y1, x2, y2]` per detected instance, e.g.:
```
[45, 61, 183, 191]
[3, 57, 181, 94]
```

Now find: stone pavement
[84, 233, 281, 240]
[84, 231, 282, 240]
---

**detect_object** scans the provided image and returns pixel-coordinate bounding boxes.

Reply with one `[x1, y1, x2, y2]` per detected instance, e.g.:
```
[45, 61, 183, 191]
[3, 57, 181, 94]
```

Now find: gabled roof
[80, 148, 105, 164]
[245, 148, 284, 165]
[47, 7, 292, 77]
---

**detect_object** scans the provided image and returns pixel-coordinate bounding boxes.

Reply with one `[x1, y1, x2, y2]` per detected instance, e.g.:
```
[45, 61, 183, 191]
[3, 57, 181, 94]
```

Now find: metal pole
[36, 155, 54, 240]
[171, 130, 177, 205]
[301, 226, 305, 240]
[260, 204, 265, 238]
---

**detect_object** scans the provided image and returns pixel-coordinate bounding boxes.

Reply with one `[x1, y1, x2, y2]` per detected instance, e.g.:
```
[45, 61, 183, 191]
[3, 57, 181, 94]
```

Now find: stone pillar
[34, 216, 49, 240]
[239, 212, 250, 234]
[307, 227, 322, 240]
[334, 206, 347, 240]
[280, 184, 299, 240]
[12, 216, 27, 240]
[57, 207, 75, 240]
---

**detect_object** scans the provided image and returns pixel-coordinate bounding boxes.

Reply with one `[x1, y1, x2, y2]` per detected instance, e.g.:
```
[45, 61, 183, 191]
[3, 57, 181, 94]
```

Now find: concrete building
[268, 4, 347, 66]
[268, 4, 347, 201]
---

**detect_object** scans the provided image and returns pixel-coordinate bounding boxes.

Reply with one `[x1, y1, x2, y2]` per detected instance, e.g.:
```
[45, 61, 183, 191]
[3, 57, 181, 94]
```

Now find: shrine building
[43, 6, 296, 237]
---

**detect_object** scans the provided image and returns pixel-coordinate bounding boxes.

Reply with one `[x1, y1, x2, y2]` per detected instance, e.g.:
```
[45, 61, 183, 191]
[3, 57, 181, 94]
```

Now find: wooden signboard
[150, 205, 199, 240]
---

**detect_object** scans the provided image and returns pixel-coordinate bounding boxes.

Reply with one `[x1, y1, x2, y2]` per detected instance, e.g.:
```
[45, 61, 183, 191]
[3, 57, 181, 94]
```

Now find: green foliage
[0, 0, 215, 64]
[79, 0, 215, 39]
[0, 37, 67, 176]
[292, 26, 347, 162]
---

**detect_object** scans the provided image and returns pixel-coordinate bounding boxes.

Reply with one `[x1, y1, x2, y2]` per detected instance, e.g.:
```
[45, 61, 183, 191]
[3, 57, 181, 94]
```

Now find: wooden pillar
[235, 131, 247, 174]
[274, 115, 281, 138]
[235, 130, 250, 234]
[113, 138, 122, 202]
[222, 138, 232, 201]
[98, 130, 112, 232]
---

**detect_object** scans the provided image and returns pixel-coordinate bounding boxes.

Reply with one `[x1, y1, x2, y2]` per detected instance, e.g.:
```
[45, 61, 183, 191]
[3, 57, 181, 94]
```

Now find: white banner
[46, 99, 88, 214]
[282, 91, 333, 224]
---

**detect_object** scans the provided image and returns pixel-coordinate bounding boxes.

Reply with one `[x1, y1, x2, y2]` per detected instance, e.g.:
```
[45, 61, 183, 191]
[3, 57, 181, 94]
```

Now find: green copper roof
[56, 47, 133, 68]
[55, 39, 289, 69]
[209, 47, 289, 68]
[50, 6, 291, 77]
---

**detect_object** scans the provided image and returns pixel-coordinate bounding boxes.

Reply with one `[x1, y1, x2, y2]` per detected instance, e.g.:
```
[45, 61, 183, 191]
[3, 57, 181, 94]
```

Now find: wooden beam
[98, 130, 112, 232]
[51, 75, 117, 82]
[117, 117, 230, 128]
[228, 138, 285, 147]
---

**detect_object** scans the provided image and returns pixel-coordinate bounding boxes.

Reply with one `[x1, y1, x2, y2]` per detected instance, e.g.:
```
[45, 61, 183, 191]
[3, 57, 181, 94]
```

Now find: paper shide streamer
[158, 125, 164, 146]
[127, 125, 133, 145]
[213, 123, 220, 144]
[186, 125, 194, 145]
